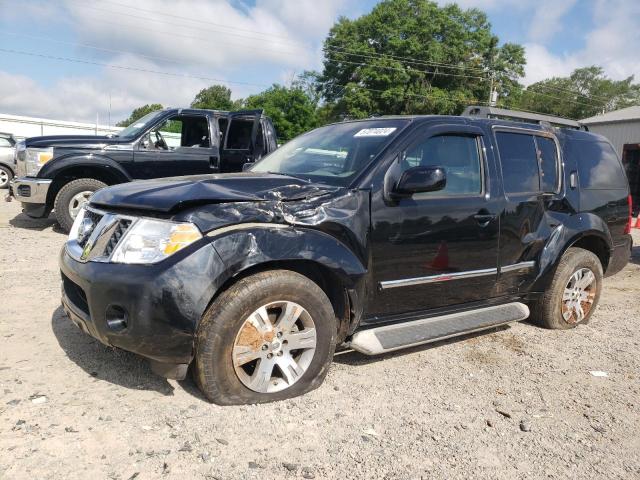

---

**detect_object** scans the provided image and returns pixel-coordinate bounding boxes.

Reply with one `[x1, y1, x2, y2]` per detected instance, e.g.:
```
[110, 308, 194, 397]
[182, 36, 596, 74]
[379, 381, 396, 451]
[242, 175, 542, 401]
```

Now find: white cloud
[524, 0, 640, 84]
[0, 55, 210, 123]
[527, 0, 577, 43]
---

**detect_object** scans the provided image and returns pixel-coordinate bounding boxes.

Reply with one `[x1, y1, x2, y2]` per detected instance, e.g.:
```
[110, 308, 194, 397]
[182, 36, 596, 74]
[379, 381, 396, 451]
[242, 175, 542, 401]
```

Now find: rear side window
[576, 140, 627, 189]
[495, 132, 539, 193]
[535, 136, 560, 192]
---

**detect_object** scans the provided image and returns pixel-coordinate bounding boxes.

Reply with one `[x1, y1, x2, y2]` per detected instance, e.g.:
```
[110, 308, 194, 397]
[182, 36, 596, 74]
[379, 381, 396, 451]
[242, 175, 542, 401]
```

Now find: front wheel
[54, 178, 106, 232]
[194, 270, 337, 405]
[530, 247, 603, 329]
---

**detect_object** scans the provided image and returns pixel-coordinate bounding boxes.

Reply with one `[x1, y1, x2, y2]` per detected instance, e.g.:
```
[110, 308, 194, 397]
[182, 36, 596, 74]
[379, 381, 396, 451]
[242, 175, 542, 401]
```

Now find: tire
[530, 247, 603, 330]
[194, 270, 337, 405]
[54, 178, 106, 232]
[0, 165, 13, 189]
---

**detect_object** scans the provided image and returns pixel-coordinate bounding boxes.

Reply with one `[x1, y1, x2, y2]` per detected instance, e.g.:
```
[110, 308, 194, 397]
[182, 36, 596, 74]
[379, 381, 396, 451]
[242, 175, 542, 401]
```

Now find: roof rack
[462, 106, 586, 130]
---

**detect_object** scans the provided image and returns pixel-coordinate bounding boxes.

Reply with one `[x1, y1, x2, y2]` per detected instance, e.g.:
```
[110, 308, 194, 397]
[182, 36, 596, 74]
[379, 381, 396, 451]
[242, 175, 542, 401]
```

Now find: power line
[526, 83, 610, 102]
[0, 47, 270, 89]
[97, 0, 293, 41]
[525, 87, 606, 108]
[66, 0, 299, 49]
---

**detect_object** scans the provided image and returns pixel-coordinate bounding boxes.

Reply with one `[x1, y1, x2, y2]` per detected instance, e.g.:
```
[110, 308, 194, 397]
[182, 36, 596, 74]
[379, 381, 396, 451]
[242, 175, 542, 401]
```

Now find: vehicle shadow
[9, 210, 63, 233]
[630, 244, 640, 266]
[333, 325, 511, 366]
[50, 306, 176, 396]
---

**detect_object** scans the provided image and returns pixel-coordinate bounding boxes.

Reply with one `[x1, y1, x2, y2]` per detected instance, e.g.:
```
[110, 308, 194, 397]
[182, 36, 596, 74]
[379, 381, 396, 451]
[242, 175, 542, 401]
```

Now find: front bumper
[10, 176, 51, 203]
[59, 239, 224, 373]
[10, 177, 52, 218]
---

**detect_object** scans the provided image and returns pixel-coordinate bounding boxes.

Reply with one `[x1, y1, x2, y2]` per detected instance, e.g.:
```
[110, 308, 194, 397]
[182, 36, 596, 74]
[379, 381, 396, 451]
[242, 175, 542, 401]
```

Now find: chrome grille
[67, 208, 134, 262]
[104, 219, 132, 256]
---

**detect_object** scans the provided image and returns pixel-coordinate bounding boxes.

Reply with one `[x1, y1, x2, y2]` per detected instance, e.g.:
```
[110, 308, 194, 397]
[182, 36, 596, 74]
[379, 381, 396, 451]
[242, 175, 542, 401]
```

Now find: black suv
[59, 115, 632, 405]
[10, 108, 276, 231]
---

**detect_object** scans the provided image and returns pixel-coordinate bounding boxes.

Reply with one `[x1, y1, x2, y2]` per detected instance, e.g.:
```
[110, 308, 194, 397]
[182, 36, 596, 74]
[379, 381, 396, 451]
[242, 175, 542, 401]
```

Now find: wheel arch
[204, 226, 369, 343]
[44, 158, 131, 206]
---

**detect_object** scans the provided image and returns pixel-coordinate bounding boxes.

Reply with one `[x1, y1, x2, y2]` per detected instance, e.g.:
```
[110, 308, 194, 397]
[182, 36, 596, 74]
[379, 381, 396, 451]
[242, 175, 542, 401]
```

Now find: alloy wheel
[68, 191, 93, 219]
[561, 267, 597, 324]
[232, 301, 317, 393]
[0, 169, 8, 188]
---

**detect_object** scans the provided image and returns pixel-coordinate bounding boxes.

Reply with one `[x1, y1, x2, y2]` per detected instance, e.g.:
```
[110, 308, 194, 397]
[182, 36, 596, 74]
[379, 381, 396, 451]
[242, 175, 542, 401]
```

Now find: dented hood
[89, 173, 339, 213]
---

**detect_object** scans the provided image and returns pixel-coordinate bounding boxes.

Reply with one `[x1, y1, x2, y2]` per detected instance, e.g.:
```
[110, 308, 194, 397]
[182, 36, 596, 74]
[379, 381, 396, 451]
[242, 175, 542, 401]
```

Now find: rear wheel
[54, 178, 106, 232]
[530, 247, 603, 329]
[194, 270, 337, 405]
[0, 165, 12, 189]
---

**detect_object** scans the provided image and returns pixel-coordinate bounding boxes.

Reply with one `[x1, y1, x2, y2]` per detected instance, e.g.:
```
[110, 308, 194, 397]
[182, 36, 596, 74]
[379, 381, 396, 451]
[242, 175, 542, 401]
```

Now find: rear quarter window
[575, 140, 627, 189]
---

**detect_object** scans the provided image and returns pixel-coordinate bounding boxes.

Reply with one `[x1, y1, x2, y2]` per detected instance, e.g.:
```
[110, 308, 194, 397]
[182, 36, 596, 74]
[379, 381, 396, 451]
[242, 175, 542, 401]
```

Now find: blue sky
[0, 0, 638, 124]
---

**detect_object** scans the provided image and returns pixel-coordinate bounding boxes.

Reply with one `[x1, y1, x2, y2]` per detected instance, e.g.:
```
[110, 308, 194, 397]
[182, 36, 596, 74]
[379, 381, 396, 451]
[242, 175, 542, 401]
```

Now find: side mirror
[393, 166, 446, 196]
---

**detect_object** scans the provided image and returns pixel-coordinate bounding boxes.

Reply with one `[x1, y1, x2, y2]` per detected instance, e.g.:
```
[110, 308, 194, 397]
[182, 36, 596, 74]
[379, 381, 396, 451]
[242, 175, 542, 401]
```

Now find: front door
[133, 114, 218, 179]
[367, 124, 501, 320]
[220, 110, 262, 173]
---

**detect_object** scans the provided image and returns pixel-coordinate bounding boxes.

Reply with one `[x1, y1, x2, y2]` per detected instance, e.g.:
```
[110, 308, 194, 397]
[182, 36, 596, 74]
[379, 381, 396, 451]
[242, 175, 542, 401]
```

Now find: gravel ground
[1, 198, 639, 480]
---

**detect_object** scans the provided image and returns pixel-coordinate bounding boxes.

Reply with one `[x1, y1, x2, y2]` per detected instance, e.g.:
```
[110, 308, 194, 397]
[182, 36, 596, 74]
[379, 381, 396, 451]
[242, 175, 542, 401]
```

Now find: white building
[0, 112, 121, 140]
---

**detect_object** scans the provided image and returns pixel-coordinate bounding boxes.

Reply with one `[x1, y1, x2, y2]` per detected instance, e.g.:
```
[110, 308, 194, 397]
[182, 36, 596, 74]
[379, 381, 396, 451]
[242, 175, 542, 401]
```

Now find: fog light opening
[105, 305, 128, 332]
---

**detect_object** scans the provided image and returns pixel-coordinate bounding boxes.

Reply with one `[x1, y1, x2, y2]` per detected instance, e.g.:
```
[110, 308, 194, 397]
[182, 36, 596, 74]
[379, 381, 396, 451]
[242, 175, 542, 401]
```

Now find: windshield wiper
[266, 171, 311, 183]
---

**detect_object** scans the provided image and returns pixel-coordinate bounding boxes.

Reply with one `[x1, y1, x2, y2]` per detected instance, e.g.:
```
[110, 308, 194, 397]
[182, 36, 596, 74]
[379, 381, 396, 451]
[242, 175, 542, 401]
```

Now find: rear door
[133, 113, 218, 179]
[493, 128, 562, 294]
[220, 110, 262, 173]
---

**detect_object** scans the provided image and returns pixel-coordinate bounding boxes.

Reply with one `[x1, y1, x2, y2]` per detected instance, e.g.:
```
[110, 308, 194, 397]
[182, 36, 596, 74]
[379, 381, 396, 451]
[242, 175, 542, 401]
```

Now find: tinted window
[575, 140, 627, 189]
[402, 134, 482, 195]
[251, 120, 408, 186]
[226, 117, 254, 150]
[496, 132, 539, 193]
[536, 136, 559, 192]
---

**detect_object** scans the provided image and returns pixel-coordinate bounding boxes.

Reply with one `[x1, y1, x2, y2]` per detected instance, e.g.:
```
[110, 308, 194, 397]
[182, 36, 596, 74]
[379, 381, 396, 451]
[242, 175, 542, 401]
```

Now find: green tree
[116, 103, 163, 127]
[244, 84, 320, 141]
[191, 85, 240, 110]
[516, 66, 640, 119]
[317, 0, 525, 119]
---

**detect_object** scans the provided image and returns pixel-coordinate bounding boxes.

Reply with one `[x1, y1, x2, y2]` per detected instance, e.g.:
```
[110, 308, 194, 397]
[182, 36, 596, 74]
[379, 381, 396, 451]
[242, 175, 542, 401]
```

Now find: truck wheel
[194, 270, 337, 405]
[54, 178, 106, 232]
[0, 165, 12, 189]
[530, 247, 603, 329]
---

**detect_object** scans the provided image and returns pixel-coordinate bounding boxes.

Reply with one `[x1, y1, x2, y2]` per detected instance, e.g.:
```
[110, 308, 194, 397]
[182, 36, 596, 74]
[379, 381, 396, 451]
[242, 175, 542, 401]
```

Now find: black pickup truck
[10, 108, 277, 231]
[59, 114, 632, 405]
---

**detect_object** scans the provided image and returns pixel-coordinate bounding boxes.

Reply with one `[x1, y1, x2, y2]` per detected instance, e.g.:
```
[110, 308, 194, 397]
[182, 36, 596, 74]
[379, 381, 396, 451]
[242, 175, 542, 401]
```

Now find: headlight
[25, 147, 53, 176]
[111, 218, 202, 264]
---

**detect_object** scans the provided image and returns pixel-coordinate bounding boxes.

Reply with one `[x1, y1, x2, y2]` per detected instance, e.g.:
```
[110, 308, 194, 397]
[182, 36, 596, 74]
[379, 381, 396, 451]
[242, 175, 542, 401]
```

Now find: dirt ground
[1, 198, 639, 480]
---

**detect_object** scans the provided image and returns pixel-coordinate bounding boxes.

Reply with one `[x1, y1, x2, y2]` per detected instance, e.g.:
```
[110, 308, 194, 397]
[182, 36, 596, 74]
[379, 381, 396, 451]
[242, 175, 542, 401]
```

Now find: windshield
[116, 110, 164, 138]
[250, 119, 409, 186]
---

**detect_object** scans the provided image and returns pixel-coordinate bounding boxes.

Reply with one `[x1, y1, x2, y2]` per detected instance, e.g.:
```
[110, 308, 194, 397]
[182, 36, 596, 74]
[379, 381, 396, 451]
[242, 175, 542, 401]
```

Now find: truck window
[153, 115, 210, 149]
[225, 117, 254, 150]
[535, 136, 560, 192]
[496, 132, 540, 194]
[0, 137, 13, 147]
[403, 134, 482, 196]
[575, 140, 627, 189]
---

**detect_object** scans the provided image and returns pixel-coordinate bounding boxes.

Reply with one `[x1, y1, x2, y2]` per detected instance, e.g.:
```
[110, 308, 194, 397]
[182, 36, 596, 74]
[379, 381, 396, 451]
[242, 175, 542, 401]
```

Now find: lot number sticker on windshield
[354, 128, 397, 137]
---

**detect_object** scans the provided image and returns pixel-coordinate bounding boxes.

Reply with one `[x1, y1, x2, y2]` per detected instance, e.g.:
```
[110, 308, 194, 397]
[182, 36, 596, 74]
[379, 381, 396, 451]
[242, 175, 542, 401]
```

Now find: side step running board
[350, 302, 529, 355]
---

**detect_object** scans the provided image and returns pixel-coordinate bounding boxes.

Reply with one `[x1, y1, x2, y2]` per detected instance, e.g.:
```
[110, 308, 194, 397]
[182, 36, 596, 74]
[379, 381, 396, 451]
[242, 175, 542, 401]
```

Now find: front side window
[496, 132, 540, 194]
[145, 115, 210, 150]
[250, 120, 409, 186]
[225, 117, 254, 150]
[401, 134, 482, 196]
[0, 137, 13, 147]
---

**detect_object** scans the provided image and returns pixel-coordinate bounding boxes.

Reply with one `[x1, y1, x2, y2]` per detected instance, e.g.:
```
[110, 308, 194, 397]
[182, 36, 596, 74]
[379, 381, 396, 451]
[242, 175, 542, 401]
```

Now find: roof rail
[462, 106, 587, 130]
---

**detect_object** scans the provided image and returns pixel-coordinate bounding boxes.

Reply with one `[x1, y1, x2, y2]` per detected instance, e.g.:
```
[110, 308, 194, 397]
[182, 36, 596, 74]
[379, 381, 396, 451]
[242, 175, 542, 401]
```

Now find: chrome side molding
[379, 267, 497, 290]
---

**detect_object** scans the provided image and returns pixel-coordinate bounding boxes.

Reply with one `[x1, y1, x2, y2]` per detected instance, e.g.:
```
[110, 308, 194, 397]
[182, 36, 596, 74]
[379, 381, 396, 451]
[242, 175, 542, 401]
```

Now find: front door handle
[473, 213, 496, 226]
